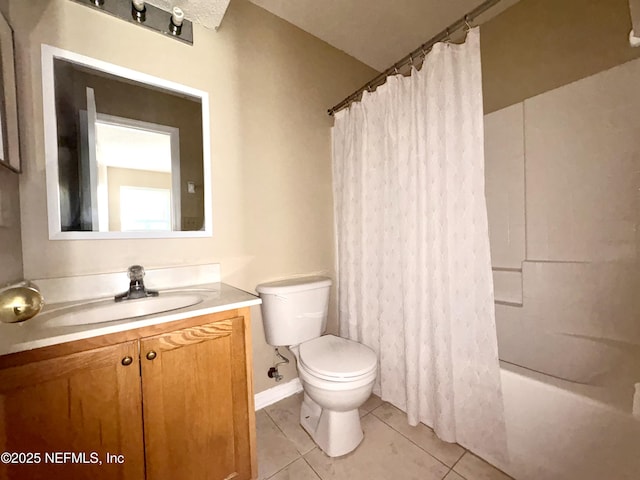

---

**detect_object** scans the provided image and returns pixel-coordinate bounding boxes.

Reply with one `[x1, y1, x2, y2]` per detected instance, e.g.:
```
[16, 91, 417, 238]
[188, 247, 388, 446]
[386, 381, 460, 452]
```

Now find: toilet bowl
[291, 335, 377, 457]
[256, 276, 378, 457]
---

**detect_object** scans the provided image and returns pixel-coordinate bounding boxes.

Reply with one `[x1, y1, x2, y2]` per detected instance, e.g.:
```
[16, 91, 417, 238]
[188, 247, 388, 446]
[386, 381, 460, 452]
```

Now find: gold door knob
[121, 356, 133, 366]
[0, 282, 45, 324]
[146, 351, 157, 361]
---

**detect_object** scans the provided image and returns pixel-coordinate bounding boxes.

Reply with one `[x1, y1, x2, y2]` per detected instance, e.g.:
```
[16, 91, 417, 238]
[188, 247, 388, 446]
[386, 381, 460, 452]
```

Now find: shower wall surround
[484, 103, 525, 306]
[485, 56, 640, 353]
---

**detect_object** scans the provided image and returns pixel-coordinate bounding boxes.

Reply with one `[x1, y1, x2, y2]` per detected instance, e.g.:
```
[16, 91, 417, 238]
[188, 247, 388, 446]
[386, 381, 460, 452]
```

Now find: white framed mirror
[41, 44, 212, 239]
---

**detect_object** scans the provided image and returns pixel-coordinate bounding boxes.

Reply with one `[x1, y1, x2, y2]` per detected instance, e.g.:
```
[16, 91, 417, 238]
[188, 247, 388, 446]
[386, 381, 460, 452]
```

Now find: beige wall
[7, 0, 376, 392]
[0, 2, 22, 286]
[0, 167, 22, 285]
[484, 0, 640, 356]
[481, 0, 640, 114]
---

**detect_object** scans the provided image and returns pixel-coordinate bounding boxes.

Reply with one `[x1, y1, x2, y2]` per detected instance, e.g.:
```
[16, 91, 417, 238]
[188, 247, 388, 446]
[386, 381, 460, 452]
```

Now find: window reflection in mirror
[52, 55, 205, 233]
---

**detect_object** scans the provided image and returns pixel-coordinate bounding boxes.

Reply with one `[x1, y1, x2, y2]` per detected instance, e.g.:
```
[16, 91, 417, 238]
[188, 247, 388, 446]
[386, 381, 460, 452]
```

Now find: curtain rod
[327, 0, 501, 116]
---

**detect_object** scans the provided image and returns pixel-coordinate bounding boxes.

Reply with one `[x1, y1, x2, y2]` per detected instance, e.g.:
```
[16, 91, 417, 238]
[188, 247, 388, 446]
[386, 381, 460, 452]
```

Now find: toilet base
[300, 393, 364, 457]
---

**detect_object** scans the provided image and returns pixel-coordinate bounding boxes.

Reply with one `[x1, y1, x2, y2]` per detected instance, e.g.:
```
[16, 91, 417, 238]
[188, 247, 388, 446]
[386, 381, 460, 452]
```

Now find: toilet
[256, 276, 377, 457]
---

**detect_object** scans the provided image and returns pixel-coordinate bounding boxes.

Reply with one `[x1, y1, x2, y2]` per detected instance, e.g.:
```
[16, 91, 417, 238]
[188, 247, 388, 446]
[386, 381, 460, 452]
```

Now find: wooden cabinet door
[141, 316, 254, 480]
[0, 341, 145, 480]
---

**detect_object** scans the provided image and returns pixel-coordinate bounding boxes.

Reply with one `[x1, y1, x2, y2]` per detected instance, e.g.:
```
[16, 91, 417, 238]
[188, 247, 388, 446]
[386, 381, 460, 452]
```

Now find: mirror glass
[42, 45, 212, 239]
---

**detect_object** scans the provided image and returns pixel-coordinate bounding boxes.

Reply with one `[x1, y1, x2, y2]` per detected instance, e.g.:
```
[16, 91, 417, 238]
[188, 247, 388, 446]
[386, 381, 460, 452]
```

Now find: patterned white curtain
[332, 28, 506, 460]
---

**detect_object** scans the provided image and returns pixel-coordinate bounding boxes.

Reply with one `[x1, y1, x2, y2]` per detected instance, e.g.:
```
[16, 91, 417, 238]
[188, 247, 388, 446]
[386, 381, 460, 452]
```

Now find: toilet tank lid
[256, 276, 331, 295]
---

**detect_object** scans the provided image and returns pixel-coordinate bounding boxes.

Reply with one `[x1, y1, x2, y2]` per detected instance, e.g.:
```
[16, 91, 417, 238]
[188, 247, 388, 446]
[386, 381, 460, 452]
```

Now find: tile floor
[257, 392, 513, 480]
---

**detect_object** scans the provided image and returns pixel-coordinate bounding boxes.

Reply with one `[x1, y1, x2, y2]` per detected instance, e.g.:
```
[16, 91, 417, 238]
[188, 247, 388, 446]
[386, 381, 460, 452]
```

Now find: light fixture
[169, 6, 184, 36]
[71, 0, 193, 45]
[132, 0, 146, 22]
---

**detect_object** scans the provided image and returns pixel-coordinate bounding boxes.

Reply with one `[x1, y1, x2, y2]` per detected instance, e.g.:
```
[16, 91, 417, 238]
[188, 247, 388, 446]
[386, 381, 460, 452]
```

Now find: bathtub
[491, 328, 640, 480]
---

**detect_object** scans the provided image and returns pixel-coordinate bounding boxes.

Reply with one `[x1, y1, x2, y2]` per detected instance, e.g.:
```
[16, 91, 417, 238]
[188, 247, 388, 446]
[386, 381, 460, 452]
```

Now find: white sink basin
[36, 292, 207, 328]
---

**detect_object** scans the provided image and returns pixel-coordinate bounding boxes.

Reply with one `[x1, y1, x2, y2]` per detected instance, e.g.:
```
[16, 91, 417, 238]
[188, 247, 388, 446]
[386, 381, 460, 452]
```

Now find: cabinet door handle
[121, 356, 133, 366]
[146, 351, 157, 361]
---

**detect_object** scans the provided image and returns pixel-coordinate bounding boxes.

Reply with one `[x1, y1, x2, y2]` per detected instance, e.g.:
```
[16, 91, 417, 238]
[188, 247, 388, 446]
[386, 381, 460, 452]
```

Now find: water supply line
[268, 347, 289, 382]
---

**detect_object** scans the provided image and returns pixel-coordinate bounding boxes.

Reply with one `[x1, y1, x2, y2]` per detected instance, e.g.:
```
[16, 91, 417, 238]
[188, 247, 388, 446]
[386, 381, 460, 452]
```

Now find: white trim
[42, 44, 61, 239]
[41, 44, 208, 102]
[254, 378, 303, 411]
[95, 113, 182, 231]
[201, 91, 213, 237]
[41, 44, 212, 240]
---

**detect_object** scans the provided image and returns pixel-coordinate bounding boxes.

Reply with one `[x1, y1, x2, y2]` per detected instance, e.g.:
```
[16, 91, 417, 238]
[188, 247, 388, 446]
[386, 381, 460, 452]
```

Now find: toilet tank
[256, 276, 332, 347]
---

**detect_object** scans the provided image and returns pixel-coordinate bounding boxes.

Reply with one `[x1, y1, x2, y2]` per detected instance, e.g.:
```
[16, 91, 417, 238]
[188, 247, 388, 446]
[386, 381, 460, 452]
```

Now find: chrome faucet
[114, 265, 159, 302]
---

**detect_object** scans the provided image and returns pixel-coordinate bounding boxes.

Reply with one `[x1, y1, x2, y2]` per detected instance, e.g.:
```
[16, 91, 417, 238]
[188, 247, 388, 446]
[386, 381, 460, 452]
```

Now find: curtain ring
[394, 65, 399, 75]
[408, 55, 414, 66]
[464, 15, 472, 31]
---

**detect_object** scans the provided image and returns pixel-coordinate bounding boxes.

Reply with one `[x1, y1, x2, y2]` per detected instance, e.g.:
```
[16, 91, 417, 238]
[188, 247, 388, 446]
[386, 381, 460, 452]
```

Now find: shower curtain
[332, 28, 505, 460]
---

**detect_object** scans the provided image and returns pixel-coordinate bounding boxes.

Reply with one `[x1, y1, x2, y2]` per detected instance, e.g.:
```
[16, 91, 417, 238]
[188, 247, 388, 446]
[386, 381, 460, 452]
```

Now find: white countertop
[0, 283, 261, 356]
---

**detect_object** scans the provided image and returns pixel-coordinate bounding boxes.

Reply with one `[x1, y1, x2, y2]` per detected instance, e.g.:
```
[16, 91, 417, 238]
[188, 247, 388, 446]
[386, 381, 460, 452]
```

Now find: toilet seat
[298, 334, 377, 382]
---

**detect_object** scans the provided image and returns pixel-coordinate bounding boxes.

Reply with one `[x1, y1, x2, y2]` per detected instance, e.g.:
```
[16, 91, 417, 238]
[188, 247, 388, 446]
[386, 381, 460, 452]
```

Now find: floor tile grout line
[369, 403, 464, 472]
[301, 451, 323, 480]
[263, 401, 316, 457]
[359, 399, 383, 416]
[450, 451, 514, 480]
[262, 396, 509, 480]
[444, 463, 469, 480]
[263, 406, 296, 443]
[263, 407, 300, 451]
[449, 451, 466, 470]
[264, 455, 303, 480]
[260, 409, 304, 479]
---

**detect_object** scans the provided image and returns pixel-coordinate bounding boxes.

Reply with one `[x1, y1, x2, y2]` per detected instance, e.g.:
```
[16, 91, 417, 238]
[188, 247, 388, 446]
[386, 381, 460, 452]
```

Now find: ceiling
[248, 0, 520, 71]
[145, 0, 520, 72]
[145, 0, 231, 30]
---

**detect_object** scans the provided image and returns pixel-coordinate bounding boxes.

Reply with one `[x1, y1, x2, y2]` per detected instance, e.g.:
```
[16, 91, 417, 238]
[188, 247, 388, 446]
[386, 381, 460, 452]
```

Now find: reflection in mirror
[42, 45, 212, 239]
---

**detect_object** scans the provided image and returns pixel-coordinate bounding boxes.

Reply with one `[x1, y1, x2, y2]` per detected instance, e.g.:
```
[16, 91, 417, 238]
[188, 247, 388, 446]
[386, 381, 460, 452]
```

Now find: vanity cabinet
[0, 341, 145, 480]
[0, 307, 256, 480]
[141, 316, 253, 480]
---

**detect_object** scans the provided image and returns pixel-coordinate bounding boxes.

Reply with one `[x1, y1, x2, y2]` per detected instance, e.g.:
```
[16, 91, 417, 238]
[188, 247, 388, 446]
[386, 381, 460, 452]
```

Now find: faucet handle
[128, 265, 145, 281]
